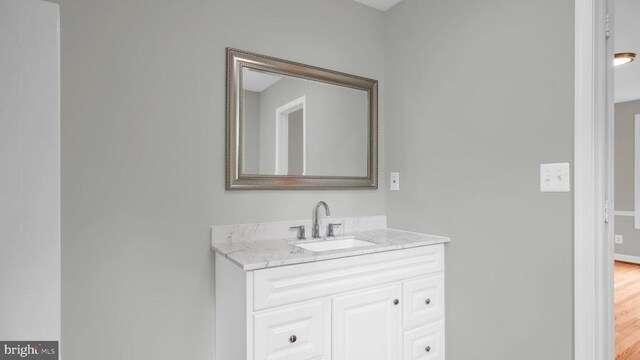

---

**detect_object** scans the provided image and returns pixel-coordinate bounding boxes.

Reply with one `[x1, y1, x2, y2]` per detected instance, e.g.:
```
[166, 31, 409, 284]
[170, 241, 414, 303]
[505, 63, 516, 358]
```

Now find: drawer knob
[425, 298, 431, 305]
[425, 346, 431, 352]
[393, 299, 399, 305]
[289, 335, 297, 343]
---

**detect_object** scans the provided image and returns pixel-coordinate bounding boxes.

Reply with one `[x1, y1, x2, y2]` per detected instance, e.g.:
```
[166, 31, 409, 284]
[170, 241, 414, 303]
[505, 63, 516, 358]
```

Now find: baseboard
[615, 210, 635, 217]
[615, 253, 640, 264]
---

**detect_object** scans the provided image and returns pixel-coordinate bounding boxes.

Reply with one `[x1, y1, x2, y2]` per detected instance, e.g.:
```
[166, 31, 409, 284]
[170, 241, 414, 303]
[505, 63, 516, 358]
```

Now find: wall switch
[540, 163, 570, 192]
[615, 235, 623, 244]
[390, 172, 400, 191]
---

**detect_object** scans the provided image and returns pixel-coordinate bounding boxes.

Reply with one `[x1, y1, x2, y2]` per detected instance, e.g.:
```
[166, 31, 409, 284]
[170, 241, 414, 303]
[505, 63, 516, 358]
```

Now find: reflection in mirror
[241, 68, 369, 177]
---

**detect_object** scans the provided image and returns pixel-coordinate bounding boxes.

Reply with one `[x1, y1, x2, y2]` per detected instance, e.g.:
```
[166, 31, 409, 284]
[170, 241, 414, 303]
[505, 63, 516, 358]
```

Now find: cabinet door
[332, 284, 401, 360]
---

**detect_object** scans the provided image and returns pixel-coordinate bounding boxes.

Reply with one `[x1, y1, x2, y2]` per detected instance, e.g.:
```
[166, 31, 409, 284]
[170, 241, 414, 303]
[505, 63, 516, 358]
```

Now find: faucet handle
[327, 223, 342, 237]
[289, 225, 306, 240]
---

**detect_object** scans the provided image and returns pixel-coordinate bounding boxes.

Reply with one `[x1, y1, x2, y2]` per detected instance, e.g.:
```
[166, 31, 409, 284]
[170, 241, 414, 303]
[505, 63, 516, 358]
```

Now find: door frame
[635, 114, 640, 229]
[274, 96, 307, 175]
[574, 0, 615, 358]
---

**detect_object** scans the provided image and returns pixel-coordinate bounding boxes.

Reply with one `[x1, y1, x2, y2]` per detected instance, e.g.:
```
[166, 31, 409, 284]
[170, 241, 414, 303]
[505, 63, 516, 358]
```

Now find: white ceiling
[352, 0, 402, 11]
[615, 0, 640, 103]
[243, 70, 282, 93]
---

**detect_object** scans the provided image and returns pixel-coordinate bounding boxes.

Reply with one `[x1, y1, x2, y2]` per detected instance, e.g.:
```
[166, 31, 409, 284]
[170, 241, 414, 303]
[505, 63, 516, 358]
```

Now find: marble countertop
[211, 228, 450, 271]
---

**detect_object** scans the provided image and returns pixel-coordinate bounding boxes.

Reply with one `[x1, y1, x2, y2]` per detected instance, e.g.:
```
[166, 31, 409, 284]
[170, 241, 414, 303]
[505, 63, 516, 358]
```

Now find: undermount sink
[294, 236, 375, 252]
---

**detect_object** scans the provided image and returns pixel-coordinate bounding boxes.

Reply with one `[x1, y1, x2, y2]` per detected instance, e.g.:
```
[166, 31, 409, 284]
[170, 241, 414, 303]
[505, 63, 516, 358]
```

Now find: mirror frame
[226, 48, 378, 190]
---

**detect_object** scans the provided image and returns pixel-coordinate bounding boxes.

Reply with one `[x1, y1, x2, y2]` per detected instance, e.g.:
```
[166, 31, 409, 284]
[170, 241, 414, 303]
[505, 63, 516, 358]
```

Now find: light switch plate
[390, 172, 399, 191]
[540, 163, 570, 192]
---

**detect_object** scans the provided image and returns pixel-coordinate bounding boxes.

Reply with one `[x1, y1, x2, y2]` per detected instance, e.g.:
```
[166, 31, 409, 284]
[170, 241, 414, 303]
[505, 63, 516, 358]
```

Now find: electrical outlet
[540, 163, 571, 192]
[615, 235, 623, 244]
[390, 172, 399, 191]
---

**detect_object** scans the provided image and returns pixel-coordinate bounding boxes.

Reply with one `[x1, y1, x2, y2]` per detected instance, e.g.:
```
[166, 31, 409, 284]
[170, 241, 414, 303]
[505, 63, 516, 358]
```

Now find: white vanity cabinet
[215, 244, 445, 360]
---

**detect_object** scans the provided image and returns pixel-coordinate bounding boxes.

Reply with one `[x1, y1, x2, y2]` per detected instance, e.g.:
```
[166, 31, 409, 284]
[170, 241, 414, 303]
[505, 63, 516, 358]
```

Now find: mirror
[226, 48, 378, 190]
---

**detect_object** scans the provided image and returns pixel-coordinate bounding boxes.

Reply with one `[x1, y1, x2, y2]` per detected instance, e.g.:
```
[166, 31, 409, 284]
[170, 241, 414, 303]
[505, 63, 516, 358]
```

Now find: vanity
[211, 215, 449, 360]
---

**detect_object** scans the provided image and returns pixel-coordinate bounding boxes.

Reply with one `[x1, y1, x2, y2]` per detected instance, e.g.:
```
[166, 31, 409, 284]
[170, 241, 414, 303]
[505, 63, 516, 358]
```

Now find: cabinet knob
[289, 335, 297, 343]
[393, 299, 399, 305]
[425, 346, 431, 352]
[425, 298, 431, 305]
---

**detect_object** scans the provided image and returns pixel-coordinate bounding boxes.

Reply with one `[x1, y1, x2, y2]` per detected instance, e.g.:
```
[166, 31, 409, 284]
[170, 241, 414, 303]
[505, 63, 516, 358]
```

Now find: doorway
[275, 96, 306, 175]
[610, 0, 640, 358]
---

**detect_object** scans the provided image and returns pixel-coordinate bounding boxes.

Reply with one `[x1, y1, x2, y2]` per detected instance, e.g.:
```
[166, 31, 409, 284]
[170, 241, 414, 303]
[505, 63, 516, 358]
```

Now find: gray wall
[384, 0, 574, 359]
[54, 0, 385, 359]
[615, 100, 640, 256]
[51, 0, 578, 358]
[0, 0, 60, 341]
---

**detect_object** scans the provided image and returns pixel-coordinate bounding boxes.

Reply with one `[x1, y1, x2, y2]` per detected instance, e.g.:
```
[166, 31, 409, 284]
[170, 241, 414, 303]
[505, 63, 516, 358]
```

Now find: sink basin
[295, 236, 375, 252]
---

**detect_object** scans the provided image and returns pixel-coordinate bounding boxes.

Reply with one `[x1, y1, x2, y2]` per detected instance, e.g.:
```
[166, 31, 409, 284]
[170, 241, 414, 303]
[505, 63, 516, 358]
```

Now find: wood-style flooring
[616, 261, 640, 360]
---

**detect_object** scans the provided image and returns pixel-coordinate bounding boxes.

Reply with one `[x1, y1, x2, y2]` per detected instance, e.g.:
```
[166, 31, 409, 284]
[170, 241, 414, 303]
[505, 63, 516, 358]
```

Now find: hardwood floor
[616, 261, 640, 360]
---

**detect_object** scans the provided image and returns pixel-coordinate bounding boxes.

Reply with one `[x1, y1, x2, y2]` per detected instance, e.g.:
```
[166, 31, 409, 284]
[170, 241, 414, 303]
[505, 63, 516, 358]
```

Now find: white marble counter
[210, 216, 450, 270]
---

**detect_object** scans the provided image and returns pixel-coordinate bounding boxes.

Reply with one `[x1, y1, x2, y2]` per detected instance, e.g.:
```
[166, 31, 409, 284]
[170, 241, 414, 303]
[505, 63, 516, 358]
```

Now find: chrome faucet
[312, 201, 330, 239]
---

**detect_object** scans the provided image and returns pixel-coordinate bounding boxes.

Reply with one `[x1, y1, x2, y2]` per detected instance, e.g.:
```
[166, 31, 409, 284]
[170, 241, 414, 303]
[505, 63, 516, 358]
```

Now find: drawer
[402, 275, 444, 329]
[254, 300, 330, 360]
[253, 245, 444, 311]
[403, 321, 444, 360]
